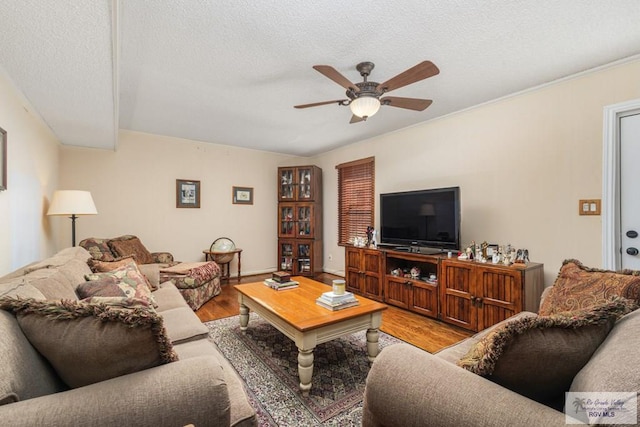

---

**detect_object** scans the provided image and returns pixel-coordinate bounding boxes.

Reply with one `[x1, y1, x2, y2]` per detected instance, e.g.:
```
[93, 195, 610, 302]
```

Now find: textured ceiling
[1, 1, 640, 156]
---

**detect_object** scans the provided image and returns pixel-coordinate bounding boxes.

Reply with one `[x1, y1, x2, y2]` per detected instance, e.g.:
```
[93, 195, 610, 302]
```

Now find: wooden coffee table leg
[239, 303, 250, 331]
[297, 347, 314, 395]
[366, 328, 380, 362]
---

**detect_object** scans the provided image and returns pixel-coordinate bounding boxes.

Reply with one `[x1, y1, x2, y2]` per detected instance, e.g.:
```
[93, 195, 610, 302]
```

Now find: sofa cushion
[0, 297, 178, 389]
[457, 297, 636, 406]
[108, 236, 154, 265]
[570, 308, 640, 418]
[539, 259, 640, 316]
[22, 247, 92, 274]
[0, 279, 46, 300]
[160, 306, 209, 344]
[153, 281, 191, 312]
[22, 268, 80, 301]
[78, 237, 117, 262]
[0, 310, 65, 405]
[138, 263, 160, 290]
[85, 262, 157, 307]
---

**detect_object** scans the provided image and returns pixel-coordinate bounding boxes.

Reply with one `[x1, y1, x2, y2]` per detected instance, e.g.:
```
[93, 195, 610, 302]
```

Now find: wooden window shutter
[336, 157, 375, 246]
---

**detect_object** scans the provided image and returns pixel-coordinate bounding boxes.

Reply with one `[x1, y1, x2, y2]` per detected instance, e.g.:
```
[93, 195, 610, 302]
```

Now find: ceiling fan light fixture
[350, 96, 381, 119]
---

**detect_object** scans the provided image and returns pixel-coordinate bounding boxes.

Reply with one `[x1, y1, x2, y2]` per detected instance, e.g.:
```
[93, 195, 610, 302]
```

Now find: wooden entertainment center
[345, 246, 544, 332]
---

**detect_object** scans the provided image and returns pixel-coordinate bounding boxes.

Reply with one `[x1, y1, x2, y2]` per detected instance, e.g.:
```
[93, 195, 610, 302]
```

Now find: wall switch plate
[579, 199, 601, 216]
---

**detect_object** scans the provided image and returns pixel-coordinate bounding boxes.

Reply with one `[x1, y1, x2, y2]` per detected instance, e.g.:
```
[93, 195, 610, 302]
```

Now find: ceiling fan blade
[381, 96, 433, 111]
[377, 61, 440, 93]
[294, 99, 347, 109]
[349, 115, 365, 124]
[313, 65, 359, 92]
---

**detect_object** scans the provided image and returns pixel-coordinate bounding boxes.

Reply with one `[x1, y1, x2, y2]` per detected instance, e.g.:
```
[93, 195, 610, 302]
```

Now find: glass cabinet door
[296, 204, 313, 237]
[278, 168, 295, 201]
[297, 167, 314, 200]
[296, 243, 312, 274]
[278, 204, 295, 237]
[278, 241, 294, 272]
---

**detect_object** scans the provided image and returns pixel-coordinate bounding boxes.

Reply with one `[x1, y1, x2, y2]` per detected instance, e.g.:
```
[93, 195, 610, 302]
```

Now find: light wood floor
[196, 273, 472, 353]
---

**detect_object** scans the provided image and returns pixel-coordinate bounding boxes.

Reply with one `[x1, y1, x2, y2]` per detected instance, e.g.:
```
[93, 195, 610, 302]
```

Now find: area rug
[205, 313, 403, 426]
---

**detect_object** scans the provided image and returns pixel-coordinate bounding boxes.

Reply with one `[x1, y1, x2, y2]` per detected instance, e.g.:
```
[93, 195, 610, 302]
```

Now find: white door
[620, 112, 640, 269]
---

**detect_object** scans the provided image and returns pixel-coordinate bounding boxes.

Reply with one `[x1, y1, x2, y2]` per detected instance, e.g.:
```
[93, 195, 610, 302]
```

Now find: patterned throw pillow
[457, 297, 637, 406]
[539, 259, 640, 316]
[108, 236, 155, 265]
[78, 237, 116, 262]
[76, 276, 152, 308]
[85, 261, 157, 307]
[0, 297, 178, 389]
[88, 256, 155, 291]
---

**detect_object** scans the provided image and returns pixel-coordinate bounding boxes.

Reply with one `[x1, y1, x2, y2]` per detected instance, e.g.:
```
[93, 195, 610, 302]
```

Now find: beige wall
[316, 59, 640, 286]
[11, 58, 639, 286]
[58, 130, 302, 276]
[0, 68, 60, 275]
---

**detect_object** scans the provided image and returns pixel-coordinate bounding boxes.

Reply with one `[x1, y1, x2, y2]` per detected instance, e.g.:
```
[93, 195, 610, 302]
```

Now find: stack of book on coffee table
[263, 271, 299, 291]
[316, 291, 359, 311]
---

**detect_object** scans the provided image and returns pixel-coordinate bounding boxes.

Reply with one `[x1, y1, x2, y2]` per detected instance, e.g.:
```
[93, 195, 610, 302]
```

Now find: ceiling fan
[294, 60, 439, 123]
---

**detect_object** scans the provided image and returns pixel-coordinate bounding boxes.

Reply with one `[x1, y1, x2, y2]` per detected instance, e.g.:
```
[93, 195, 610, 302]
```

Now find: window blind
[336, 157, 375, 246]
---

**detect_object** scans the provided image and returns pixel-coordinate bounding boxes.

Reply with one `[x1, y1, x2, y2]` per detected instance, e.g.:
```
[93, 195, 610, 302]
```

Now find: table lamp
[47, 190, 98, 246]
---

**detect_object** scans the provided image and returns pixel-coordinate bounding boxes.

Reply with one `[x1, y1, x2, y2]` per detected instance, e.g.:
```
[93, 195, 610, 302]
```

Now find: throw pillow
[539, 259, 640, 316]
[0, 297, 178, 389]
[88, 256, 155, 291]
[457, 297, 637, 405]
[78, 237, 116, 262]
[76, 276, 152, 308]
[84, 261, 157, 307]
[108, 236, 154, 265]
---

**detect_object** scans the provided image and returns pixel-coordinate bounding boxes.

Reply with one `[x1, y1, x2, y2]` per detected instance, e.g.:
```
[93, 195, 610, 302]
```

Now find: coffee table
[234, 276, 387, 394]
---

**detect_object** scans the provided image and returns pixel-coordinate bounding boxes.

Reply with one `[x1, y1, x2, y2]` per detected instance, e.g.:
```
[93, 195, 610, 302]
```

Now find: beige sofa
[363, 260, 640, 427]
[0, 246, 256, 427]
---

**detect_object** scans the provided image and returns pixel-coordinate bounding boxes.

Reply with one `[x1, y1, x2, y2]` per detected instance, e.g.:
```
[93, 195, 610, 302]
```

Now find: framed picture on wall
[176, 179, 200, 208]
[0, 126, 6, 191]
[232, 186, 253, 205]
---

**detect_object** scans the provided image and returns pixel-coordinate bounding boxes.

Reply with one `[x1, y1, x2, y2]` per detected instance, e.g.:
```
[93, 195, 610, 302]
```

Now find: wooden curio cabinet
[278, 166, 321, 202]
[345, 246, 383, 301]
[277, 166, 322, 277]
[439, 259, 544, 332]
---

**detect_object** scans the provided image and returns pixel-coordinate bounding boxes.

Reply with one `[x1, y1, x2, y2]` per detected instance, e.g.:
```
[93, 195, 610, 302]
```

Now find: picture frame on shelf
[486, 244, 499, 257]
[0, 126, 6, 191]
[176, 179, 200, 208]
[233, 186, 253, 205]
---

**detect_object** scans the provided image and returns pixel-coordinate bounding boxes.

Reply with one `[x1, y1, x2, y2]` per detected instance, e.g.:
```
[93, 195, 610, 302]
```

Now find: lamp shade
[47, 190, 98, 216]
[350, 96, 381, 119]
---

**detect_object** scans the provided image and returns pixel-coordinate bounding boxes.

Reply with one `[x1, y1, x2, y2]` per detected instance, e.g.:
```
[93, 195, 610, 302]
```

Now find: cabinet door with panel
[344, 247, 383, 300]
[474, 265, 523, 331]
[385, 277, 411, 309]
[439, 259, 543, 332]
[439, 260, 477, 330]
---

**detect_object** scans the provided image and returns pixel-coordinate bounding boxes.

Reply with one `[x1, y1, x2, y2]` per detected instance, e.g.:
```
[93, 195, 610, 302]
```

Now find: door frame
[602, 98, 640, 270]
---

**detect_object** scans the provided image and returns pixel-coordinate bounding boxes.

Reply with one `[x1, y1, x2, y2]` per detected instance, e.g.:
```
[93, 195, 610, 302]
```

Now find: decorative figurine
[370, 229, 378, 249]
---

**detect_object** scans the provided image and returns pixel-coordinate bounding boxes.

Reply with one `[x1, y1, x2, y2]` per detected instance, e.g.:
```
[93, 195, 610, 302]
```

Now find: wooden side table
[203, 248, 242, 283]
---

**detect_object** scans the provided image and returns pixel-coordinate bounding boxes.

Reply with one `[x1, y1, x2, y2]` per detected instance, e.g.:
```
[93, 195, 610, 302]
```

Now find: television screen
[380, 187, 460, 250]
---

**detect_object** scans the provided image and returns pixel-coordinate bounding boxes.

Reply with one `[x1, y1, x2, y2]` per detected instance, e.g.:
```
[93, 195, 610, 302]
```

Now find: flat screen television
[380, 186, 460, 251]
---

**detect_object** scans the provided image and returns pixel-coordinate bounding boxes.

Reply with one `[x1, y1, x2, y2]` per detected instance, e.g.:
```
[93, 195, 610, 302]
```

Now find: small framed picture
[486, 244, 499, 257]
[233, 186, 253, 205]
[176, 179, 200, 208]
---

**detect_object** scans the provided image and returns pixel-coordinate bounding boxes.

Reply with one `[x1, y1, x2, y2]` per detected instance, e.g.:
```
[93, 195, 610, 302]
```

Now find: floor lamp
[47, 190, 98, 247]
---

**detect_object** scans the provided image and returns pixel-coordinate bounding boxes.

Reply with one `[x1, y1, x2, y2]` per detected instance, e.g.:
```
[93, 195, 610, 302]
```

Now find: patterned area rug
[205, 313, 403, 426]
